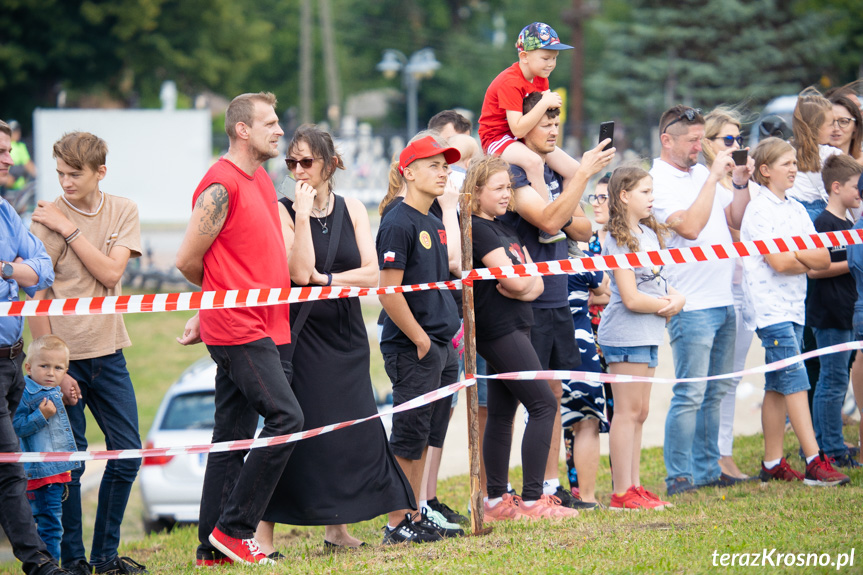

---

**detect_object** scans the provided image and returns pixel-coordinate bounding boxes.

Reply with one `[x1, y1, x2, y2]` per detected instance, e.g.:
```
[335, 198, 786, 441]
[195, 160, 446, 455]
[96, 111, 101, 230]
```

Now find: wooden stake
[460, 185, 487, 535]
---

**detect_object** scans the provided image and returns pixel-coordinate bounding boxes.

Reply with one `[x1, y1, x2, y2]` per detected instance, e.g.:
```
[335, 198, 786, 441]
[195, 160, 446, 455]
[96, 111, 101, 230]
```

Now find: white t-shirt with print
[740, 185, 816, 330]
[650, 158, 734, 311]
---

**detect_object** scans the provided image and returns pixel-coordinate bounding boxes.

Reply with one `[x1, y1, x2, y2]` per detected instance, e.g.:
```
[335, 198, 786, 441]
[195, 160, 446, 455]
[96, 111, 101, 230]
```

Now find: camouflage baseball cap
[516, 22, 573, 52]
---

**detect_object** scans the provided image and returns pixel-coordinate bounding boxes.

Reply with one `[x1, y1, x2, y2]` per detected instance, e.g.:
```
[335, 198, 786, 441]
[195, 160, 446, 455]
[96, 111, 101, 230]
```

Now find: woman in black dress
[256, 125, 413, 552]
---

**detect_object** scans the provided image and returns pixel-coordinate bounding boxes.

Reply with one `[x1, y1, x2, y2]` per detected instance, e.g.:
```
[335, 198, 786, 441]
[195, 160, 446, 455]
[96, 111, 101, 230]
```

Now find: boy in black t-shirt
[807, 154, 863, 467]
[376, 134, 464, 543]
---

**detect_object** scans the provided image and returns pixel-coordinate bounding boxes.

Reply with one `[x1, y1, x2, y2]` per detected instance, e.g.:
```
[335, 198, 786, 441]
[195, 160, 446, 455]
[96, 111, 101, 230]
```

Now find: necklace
[313, 191, 331, 234]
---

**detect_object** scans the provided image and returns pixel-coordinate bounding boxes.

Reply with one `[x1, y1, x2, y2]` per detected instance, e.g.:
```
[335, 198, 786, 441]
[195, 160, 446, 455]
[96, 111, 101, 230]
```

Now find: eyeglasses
[286, 157, 316, 171]
[586, 194, 608, 204]
[833, 117, 857, 129]
[662, 108, 702, 134]
[709, 135, 744, 147]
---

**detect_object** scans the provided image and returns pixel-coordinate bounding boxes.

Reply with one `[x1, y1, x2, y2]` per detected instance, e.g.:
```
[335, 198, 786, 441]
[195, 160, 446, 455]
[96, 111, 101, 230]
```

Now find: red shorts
[485, 134, 519, 155]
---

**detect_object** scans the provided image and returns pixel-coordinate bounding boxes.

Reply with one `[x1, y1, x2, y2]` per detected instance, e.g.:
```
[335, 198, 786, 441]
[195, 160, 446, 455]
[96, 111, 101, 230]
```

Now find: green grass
[4, 303, 861, 574]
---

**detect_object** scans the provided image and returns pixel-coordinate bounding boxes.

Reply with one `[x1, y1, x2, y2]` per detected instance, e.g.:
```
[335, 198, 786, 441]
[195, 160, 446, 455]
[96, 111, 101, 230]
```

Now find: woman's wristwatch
[0, 261, 13, 279]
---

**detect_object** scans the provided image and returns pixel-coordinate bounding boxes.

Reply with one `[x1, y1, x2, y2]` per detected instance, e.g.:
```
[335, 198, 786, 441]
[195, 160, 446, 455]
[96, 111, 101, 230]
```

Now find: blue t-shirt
[499, 164, 568, 309]
[846, 218, 863, 329]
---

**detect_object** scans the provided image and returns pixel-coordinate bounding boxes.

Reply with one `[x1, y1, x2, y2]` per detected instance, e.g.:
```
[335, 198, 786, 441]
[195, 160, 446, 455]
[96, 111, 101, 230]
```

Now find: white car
[140, 357, 218, 533]
[139, 357, 393, 533]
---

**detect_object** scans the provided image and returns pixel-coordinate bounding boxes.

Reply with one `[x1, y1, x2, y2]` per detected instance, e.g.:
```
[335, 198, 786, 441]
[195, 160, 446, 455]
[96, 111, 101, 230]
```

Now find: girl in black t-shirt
[468, 156, 578, 520]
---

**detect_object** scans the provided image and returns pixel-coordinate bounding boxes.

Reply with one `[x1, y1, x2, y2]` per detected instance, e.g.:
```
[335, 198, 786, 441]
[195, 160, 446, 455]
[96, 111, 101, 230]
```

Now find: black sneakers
[382, 513, 442, 545]
[413, 509, 464, 538]
[93, 556, 148, 574]
[61, 560, 91, 575]
[553, 485, 599, 510]
[427, 497, 468, 524]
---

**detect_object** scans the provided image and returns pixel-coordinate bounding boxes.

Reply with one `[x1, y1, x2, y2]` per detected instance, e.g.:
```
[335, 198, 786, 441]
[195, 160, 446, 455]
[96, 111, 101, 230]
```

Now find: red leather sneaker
[804, 452, 851, 487]
[208, 527, 274, 565]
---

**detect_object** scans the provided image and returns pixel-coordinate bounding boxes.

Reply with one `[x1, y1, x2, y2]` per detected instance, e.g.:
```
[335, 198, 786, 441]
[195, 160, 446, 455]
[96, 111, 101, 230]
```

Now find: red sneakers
[758, 458, 804, 482]
[518, 494, 580, 520]
[208, 527, 274, 565]
[635, 485, 672, 509]
[483, 493, 527, 522]
[610, 486, 666, 511]
[804, 452, 851, 487]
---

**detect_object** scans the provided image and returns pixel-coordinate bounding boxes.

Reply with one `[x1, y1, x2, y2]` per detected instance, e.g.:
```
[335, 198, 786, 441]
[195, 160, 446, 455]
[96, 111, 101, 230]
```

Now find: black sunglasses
[586, 193, 608, 204]
[710, 135, 744, 147]
[662, 108, 702, 134]
[286, 157, 316, 171]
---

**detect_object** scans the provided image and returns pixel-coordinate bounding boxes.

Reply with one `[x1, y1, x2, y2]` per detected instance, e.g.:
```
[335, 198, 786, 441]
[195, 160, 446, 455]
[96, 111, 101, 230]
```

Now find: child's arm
[488, 246, 543, 301]
[30, 201, 131, 289]
[563, 204, 593, 242]
[437, 179, 462, 275]
[614, 268, 676, 314]
[379, 268, 432, 360]
[12, 399, 51, 438]
[807, 259, 849, 279]
[505, 90, 562, 138]
[656, 286, 686, 318]
[764, 248, 830, 275]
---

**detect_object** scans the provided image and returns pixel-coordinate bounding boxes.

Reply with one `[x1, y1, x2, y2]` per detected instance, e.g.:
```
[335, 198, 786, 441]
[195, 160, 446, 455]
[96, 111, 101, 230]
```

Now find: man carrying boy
[650, 106, 753, 495]
[176, 92, 304, 566]
[29, 132, 146, 575]
[500, 93, 614, 509]
[479, 22, 580, 243]
[377, 134, 464, 544]
[14, 336, 80, 563]
[806, 154, 862, 468]
[0, 119, 66, 575]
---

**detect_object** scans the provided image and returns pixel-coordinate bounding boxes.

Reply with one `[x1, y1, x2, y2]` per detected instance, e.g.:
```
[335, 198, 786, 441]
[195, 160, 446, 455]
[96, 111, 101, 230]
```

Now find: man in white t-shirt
[650, 105, 754, 495]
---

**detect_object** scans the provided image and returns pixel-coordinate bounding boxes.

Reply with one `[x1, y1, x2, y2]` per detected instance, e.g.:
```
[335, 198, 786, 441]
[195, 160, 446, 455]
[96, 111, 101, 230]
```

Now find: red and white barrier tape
[1, 230, 860, 317]
[479, 340, 863, 385]
[5, 340, 862, 463]
[0, 379, 476, 463]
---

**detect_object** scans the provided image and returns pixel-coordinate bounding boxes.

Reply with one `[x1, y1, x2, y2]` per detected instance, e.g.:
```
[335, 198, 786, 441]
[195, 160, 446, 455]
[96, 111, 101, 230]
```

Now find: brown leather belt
[0, 339, 24, 360]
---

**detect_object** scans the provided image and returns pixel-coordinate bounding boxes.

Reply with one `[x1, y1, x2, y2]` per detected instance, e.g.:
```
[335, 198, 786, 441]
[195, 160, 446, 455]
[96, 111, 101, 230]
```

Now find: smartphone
[732, 149, 748, 166]
[599, 121, 614, 151]
[278, 174, 296, 201]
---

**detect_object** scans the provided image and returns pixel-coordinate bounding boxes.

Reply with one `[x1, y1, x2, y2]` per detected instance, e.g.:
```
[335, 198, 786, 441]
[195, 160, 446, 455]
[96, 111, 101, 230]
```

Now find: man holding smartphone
[650, 105, 754, 496]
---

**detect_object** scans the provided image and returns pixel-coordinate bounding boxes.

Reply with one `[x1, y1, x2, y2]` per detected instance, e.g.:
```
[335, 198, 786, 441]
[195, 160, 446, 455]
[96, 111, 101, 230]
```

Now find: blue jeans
[664, 306, 736, 487]
[812, 327, 853, 456]
[62, 351, 142, 566]
[29, 483, 64, 560]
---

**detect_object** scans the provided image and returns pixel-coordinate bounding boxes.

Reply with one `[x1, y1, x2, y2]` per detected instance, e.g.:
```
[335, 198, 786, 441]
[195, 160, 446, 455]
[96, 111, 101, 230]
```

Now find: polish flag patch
[384, 251, 396, 263]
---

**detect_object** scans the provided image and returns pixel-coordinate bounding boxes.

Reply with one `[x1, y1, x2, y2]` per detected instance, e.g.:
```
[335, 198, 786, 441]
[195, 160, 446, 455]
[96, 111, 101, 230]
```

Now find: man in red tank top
[177, 92, 304, 567]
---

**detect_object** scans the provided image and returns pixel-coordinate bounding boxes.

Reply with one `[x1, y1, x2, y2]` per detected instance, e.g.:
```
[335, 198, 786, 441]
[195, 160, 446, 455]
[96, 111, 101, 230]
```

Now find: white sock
[507, 482, 513, 492]
[420, 500, 428, 513]
[387, 523, 398, 530]
[805, 454, 818, 464]
[521, 499, 538, 507]
[486, 496, 502, 507]
[543, 479, 560, 495]
[763, 458, 782, 469]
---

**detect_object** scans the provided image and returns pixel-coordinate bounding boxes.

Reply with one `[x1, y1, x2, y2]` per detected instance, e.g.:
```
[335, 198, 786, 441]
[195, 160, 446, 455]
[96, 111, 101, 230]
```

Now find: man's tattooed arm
[195, 184, 229, 237]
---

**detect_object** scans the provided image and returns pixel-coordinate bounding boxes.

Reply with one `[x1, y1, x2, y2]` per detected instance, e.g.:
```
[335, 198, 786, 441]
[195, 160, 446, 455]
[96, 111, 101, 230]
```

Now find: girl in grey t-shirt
[595, 166, 685, 511]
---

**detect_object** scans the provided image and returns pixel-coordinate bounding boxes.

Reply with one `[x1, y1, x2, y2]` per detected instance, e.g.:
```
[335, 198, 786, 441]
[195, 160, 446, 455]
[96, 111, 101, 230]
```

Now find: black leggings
[477, 327, 557, 500]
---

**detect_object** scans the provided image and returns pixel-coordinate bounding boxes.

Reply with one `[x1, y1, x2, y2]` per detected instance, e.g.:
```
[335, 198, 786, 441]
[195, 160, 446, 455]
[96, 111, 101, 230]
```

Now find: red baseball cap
[398, 136, 461, 174]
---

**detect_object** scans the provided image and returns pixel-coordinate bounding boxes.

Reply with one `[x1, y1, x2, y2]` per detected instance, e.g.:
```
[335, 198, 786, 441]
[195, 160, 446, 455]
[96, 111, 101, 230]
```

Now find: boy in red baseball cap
[376, 133, 464, 544]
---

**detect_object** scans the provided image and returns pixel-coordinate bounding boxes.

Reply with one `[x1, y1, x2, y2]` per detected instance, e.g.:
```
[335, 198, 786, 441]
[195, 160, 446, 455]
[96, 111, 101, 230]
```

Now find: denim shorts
[599, 344, 658, 368]
[756, 321, 810, 395]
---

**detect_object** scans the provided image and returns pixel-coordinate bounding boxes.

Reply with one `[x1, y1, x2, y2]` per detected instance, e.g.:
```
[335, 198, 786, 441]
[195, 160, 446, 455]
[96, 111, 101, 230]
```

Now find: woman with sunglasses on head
[256, 124, 414, 554]
[701, 108, 758, 480]
[787, 87, 842, 222]
[828, 94, 863, 163]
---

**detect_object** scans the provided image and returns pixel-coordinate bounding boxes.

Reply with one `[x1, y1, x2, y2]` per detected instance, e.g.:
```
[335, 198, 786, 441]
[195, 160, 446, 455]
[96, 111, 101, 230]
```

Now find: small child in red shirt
[479, 22, 582, 243]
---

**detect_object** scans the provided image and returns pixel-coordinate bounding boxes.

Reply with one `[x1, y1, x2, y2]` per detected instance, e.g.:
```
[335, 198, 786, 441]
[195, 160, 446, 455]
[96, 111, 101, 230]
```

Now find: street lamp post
[377, 48, 441, 138]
